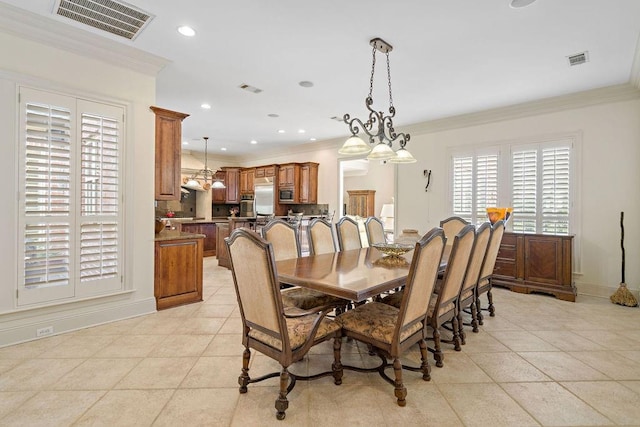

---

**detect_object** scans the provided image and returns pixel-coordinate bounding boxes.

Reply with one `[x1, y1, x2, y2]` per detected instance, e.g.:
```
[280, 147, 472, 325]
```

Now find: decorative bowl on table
[486, 207, 513, 225]
[371, 242, 414, 258]
[373, 256, 410, 269]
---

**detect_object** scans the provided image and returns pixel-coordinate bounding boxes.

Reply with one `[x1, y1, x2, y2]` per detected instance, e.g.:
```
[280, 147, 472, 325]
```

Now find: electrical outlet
[36, 326, 54, 337]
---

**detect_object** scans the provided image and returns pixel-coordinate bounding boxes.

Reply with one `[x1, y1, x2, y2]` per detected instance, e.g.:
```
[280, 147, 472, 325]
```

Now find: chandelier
[184, 137, 225, 190]
[339, 38, 416, 163]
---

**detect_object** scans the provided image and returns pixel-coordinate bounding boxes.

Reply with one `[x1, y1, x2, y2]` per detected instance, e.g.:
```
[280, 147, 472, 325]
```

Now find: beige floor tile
[38, 334, 117, 358]
[619, 380, 640, 394]
[0, 390, 104, 426]
[177, 317, 225, 335]
[218, 317, 244, 334]
[569, 350, 640, 380]
[561, 380, 640, 425]
[437, 383, 539, 427]
[529, 330, 606, 351]
[73, 316, 146, 336]
[94, 334, 165, 358]
[0, 359, 22, 375]
[156, 303, 202, 318]
[181, 356, 244, 388]
[202, 333, 245, 356]
[193, 304, 236, 318]
[231, 385, 310, 426]
[0, 391, 35, 419]
[152, 334, 213, 357]
[489, 330, 560, 352]
[459, 331, 511, 353]
[125, 315, 187, 335]
[154, 388, 239, 427]
[0, 334, 71, 359]
[572, 329, 640, 350]
[52, 358, 141, 390]
[475, 315, 525, 332]
[518, 352, 609, 381]
[0, 358, 84, 390]
[615, 349, 640, 362]
[378, 383, 463, 426]
[74, 389, 174, 426]
[307, 384, 388, 426]
[430, 352, 493, 384]
[502, 382, 613, 426]
[115, 357, 196, 389]
[468, 352, 551, 382]
[206, 293, 239, 305]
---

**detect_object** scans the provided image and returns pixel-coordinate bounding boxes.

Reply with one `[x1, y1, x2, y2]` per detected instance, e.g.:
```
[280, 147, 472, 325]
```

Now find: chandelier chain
[368, 44, 377, 100]
[386, 52, 393, 108]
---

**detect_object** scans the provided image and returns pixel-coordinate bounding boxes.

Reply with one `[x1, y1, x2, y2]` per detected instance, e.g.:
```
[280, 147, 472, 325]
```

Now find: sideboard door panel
[525, 236, 562, 285]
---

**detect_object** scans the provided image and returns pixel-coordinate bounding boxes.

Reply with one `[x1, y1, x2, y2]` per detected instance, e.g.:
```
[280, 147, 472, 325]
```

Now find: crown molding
[236, 137, 344, 164]
[0, 2, 169, 76]
[405, 83, 640, 136]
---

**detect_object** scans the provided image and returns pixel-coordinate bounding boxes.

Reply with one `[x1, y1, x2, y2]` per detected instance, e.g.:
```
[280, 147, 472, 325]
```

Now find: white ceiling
[2, 0, 640, 157]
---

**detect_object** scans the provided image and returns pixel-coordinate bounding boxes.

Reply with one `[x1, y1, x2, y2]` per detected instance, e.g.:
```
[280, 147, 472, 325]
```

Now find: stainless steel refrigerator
[254, 177, 274, 215]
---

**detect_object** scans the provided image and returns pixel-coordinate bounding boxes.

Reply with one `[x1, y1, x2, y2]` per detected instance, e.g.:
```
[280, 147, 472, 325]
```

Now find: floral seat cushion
[337, 302, 423, 345]
[281, 287, 349, 310]
[248, 314, 340, 351]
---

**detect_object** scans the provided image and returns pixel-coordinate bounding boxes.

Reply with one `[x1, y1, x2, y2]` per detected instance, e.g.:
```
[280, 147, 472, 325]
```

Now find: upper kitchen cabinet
[222, 167, 240, 203]
[278, 162, 318, 204]
[255, 165, 277, 179]
[151, 106, 190, 200]
[299, 162, 318, 204]
[278, 163, 298, 188]
[211, 170, 227, 203]
[240, 168, 255, 195]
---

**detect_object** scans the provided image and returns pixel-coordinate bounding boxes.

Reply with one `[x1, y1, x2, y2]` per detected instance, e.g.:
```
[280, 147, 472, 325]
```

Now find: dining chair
[225, 228, 343, 420]
[307, 218, 337, 255]
[456, 221, 491, 340]
[336, 216, 363, 251]
[336, 227, 446, 407]
[476, 219, 505, 324]
[262, 219, 348, 310]
[440, 216, 470, 246]
[365, 216, 387, 245]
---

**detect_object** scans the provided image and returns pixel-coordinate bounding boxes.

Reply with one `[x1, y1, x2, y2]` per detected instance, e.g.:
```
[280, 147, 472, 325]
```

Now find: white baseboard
[576, 281, 640, 300]
[0, 297, 157, 348]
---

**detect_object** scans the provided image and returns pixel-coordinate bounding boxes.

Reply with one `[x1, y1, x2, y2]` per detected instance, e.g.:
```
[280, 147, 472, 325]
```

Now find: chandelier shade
[185, 136, 225, 191]
[340, 38, 416, 164]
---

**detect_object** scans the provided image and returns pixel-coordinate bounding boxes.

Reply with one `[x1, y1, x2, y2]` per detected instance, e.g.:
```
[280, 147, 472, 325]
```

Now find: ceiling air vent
[53, 0, 154, 40]
[238, 83, 263, 94]
[567, 51, 589, 66]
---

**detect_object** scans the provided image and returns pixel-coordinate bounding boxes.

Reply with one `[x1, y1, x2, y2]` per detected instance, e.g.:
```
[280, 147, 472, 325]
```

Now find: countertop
[154, 230, 206, 242]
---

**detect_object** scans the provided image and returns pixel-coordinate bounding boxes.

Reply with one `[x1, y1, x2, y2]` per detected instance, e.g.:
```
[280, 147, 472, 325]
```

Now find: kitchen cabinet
[211, 171, 227, 203]
[240, 168, 255, 195]
[216, 222, 230, 268]
[492, 232, 575, 301]
[179, 222, 217, 257]
[348, 190, 376, 217]
[255, 165, 276, 178]
[151, 106, 189, 201]
[278, 163, 298, 188]
[223, 167, 240, 203]
[154, 236, 203, 309]
[299, 162, 318, 203]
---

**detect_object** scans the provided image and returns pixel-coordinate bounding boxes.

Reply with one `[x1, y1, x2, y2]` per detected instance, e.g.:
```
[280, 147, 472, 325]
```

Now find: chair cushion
[380, 290, 403, 308]
[337, 302, 422, 345]
[249, 314, 340, 351]
[460, 288, 474, 301]
[281, 287, 349, 310]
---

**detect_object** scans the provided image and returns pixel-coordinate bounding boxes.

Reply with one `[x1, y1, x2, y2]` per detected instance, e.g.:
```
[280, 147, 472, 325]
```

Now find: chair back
[365, 216, 386, 245]
[435, 224, 476, 314]
[440, 216, 470, 246]
[261, 219, 301, 261]
[396, 227, 446, 333]
[459, 222, 492, 298]
[307, 218, 336, 255]
[226, 228, 286, 344]
[336, 216, 363, 251]
[478, 220, 505, 286]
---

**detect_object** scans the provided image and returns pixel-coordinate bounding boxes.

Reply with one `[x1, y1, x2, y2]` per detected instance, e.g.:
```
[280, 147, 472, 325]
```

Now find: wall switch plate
[36, 326, 54, 337]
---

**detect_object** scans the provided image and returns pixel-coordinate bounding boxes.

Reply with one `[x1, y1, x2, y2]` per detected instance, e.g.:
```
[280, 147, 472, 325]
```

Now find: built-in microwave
[279, 188, 294, 202]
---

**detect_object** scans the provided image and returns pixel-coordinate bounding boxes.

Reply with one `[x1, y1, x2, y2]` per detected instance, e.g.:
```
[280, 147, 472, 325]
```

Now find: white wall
[344, 160, 395, 217]
[396, 97, 640, 298]
[0, 31, 158, 346]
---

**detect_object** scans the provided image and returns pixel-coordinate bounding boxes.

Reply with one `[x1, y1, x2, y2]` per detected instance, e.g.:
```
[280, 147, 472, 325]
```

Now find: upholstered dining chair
[440, 216, 470, 246]
[476, 219, 505, 324]
[225, 228, 343, 420]
[307, 218, 337, 255]
[456, 222, 491, 340]
[336, 216, 363, 251]
[336, 227, 446, 407]
[262, 219, 348, 311]
[365, 216, 387, 245]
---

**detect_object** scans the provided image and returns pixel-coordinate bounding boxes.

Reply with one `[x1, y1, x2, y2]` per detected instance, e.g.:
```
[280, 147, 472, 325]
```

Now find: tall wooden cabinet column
[347, 190, 376, 217]
[151, 106, 189, 200]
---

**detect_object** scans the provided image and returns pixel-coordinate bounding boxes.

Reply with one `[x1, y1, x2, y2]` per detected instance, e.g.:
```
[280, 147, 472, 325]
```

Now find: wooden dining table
[276, 246, 449, 303]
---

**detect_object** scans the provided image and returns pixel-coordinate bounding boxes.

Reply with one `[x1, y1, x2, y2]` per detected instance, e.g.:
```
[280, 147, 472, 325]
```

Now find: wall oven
[279, 188, 294, 202]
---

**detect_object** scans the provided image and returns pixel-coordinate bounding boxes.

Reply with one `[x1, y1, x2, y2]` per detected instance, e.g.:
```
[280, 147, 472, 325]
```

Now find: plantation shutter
[475, 154, 499, 222]
[541, 146, 570, 234]
[451, 151, 499, 224]
[511, 149, 537, 233]
[452, 156, 473, 222]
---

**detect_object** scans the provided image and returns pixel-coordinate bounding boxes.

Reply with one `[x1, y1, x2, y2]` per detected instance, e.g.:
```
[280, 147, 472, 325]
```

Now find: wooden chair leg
[476, 295, 484, 325]
[452, 316, 462, 351]
[332, 337, 343, 385]
[393, 358, 407, 407]
[487, 289, 496, 317]
[458, 310, 466, 345]
[239, 347, 251, 393]
[433, 327, 444, 367]
[275, 368, 289, 420]
[418, 340, 431, 381]
[470, 299, 479, 333]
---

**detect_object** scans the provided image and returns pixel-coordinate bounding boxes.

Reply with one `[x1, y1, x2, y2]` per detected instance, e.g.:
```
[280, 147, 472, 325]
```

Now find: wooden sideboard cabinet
[154, 236, 203, 309]
[150, 106, 189, 201]
[179, 223, 217, 257]
[347, 190, 376, 217]
[492, 232, 575, 301]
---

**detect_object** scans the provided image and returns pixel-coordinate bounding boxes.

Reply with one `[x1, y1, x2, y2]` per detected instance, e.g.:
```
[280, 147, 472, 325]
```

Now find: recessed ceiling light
[250, 140, 258, 144]
[310, 138, 316, 141]
[268, 113, 280, 118]
[299, 81, 314, 88]
[182, 141, 188, 145]
[177, 26, 196, 37]
[201, 103, 211, 109]
[221, 147, 227, 151]
[510, 0, 537, 8]
[278, 129, 285, 134]
[298, 129, 306, 134]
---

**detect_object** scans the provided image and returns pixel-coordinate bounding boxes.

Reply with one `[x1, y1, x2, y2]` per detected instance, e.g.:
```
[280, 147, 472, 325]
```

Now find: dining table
[276, 245, 449, 303]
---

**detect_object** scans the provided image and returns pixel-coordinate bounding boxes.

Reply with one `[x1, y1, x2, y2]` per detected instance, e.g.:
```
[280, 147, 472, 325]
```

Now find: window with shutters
[17, 87, 124, 306]
[451, 149, 499, 224]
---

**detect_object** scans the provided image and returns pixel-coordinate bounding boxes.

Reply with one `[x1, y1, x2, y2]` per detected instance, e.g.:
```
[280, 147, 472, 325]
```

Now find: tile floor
[1, 257, 640, 426]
